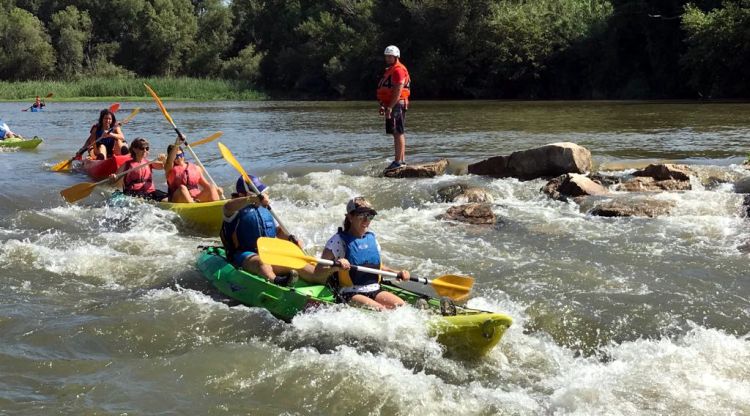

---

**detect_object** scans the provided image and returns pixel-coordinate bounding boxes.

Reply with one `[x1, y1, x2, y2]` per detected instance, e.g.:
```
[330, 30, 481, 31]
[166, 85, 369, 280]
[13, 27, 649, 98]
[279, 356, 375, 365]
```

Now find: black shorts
[339, 289, 382, 303]
[124, 189, 168, 201]
[385, 103, 406, 135]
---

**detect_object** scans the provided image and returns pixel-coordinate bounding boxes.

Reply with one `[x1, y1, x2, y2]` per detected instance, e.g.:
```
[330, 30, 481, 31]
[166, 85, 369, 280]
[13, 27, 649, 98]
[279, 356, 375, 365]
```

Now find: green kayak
[196, 246, 513, 358]
[0, 137, 43, 149]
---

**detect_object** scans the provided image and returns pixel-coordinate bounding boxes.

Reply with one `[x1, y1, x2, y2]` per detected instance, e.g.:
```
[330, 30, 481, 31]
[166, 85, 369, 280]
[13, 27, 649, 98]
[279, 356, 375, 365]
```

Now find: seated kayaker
[221, 176, 327, 287]
[164, 136, 221, 203]
[0, 120, 20, 139]
[315, 197, 409, 311]
[85, 108, 126, 160]
[31, 96, 45, 110]
[109, 138, 168, 201]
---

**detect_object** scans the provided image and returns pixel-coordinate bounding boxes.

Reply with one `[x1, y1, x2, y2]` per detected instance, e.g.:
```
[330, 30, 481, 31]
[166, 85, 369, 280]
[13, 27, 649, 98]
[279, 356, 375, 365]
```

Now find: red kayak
[73, 155, 132, 180]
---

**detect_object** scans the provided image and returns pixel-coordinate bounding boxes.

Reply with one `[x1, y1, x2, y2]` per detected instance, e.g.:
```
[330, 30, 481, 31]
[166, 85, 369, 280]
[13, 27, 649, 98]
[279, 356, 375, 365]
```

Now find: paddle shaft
[313, 256, 444, 287]
[177, 131, 221, 193]
[98, 160, 155, 187]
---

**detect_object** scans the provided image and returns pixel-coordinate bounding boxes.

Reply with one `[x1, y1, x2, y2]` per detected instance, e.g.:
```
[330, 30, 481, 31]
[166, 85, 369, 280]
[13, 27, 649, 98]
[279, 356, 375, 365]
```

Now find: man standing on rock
[377, 45, 411, 172]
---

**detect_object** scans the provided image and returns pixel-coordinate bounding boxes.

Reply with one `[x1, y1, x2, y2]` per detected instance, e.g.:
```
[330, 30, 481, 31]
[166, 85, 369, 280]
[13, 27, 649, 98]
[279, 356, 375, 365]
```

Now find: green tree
[0, 6, 56, 80]
[49, 5, 92, 79]
[681, 0, 750, 97]
[189, 0, 233, 76]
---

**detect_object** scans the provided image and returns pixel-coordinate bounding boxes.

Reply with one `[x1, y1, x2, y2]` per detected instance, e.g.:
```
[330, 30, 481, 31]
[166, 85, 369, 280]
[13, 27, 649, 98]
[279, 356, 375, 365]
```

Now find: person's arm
[109, 164, 126, 187]
[222, 193, 263, 217]
[381, 264, 410, 281]
[150, 154, 166, 170]
[164, 136, 183, 174]
[104, 126, 125, 141]
[314, 247, 350, 275]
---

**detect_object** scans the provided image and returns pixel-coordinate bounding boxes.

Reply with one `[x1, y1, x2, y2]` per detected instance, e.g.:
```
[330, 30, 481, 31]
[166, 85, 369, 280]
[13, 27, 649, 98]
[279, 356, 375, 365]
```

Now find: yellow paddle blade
[144, 83, 175, 126]
[430, 274, 474, 302]
[257, 237, 317, 270]
[191, 131, 223, 147]
[121, 107, 140, 124]
[217, 142, 251, 183]
[51, 158, 74, 172]
[60, 182, 96, 203]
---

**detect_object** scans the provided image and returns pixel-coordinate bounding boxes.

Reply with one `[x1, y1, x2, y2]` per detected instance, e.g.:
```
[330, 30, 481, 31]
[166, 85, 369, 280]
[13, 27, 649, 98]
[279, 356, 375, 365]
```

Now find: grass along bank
[0, 77, 264, 101]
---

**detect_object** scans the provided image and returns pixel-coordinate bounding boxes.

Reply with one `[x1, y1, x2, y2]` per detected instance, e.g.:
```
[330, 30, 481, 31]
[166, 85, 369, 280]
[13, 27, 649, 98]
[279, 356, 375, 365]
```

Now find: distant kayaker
[31, 96, 45, 110]
[85, 108, 126, 160]
[109, 138, 168, 201]
[0, 120, 20, 139]
[377, 45, 411, 172]
[315, 197, 409, 310]
[220, 176, 327, 287]
[164, 135, 221, 203]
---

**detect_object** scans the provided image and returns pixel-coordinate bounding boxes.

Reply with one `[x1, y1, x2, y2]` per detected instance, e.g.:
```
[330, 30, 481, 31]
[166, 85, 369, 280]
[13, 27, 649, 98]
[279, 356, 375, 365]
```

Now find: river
[1, 100, 749, 415]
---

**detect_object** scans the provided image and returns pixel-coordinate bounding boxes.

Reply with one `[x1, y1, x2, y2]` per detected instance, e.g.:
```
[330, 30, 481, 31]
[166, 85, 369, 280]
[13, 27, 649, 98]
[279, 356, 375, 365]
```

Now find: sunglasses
[355, 212, 376, 221]
[136, 146, 149, 151]
[175, 153, 185, 158]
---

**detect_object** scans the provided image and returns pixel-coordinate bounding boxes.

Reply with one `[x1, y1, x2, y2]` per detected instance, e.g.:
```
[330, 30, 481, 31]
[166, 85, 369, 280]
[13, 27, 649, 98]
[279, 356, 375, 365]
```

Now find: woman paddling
[164, 135, 221, 203]
[85, 108, 126, 160]
[315, 197, 409, 310]
[109, 138, 168, 201]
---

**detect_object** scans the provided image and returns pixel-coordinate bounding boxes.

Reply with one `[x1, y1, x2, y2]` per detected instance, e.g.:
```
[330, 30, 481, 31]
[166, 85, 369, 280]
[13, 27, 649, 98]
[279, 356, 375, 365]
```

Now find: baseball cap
[236, 175, 268, 194]
[346, 197, 377, 215]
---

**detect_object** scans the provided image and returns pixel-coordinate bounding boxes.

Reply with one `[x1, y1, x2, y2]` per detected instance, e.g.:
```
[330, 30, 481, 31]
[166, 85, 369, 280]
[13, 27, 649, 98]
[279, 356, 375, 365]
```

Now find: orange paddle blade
[430, 274, 474, 302]
[51, 158, 74, 172]
[60, 182, 97, 203]
[191, 131, 223, 147]
[144, 83, 175, 126]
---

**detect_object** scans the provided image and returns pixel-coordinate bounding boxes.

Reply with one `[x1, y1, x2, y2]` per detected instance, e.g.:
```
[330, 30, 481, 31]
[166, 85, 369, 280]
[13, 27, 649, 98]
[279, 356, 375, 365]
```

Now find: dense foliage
[0, 0, 748, 98]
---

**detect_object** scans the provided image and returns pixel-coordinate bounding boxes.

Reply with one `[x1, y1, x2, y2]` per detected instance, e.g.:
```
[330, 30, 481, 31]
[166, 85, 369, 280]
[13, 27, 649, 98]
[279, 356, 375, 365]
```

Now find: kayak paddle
[51, 103, 125, 172]
[22, 92, 53, 111]
[60, 160, 154, 203]
[217, 142, 296, 241]
[144, 83, 222, 196]
[257, 237, 474, 302]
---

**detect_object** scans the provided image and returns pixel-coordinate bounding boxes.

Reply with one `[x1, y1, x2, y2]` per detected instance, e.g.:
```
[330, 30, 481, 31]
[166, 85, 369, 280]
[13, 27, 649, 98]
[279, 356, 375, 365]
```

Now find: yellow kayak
[157, 199, 226, 234]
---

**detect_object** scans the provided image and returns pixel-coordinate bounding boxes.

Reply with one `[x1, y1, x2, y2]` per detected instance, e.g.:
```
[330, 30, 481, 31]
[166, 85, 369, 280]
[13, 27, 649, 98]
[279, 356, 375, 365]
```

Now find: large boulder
[633, 164, 692, 181]
[542, 174, 608, 200]
[616, 177, 691, 192]
[437, 203, 496, 225]
[384, 159, 449, 178]
[468, 142, 592, 180]
[587, 198, 675, 218]
[437, 184, 494, 203]
[734, 176, 750, 194]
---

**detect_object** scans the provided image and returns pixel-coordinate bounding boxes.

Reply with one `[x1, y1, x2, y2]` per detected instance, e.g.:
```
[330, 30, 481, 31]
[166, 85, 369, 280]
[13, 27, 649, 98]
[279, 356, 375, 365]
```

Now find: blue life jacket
[220, 205, 277, 261]
[335, 229, 382, 288]
[95, 127, 116, 157]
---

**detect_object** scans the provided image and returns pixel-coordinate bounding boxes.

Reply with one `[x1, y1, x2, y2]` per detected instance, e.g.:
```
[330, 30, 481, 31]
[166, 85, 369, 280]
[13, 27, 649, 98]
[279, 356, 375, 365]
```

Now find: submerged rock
[436, 184, 494, 203]
[437, 203, 496, 225]
[384, 158, 449, 178]
[468, 142, 592, 180]
[542, 173, 608, 201]
[633, 163, 692, 181]
[587, 198, 675, 218]
[617, 177, 691, 192]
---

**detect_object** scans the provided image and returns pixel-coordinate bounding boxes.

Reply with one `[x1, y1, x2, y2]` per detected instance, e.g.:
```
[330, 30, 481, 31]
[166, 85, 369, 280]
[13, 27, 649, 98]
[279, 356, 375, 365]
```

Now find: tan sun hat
[346, 197, 378, 215]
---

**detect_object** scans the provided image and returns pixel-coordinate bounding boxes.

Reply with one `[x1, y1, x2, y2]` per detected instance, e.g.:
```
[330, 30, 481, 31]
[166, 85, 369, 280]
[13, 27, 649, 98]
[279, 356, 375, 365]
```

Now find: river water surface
[1, 101, 749, 415]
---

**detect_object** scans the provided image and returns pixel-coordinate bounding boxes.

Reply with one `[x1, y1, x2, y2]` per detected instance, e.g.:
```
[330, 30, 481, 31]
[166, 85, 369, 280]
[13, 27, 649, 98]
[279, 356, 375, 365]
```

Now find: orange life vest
[377, 61, 411, 105]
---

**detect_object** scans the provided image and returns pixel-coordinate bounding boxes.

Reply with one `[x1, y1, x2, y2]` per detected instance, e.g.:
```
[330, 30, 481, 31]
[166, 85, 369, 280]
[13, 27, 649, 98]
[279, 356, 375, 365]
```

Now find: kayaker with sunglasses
[109, 138, 168, 201]
[315, 197, 410, 310]
[165, 135, 221, 203]
[221, 176, 327, 287]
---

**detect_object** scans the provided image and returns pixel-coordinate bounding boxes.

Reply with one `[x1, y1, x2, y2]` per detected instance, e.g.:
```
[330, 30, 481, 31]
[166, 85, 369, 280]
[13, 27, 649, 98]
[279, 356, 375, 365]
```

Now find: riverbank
[0, 77, 265, 101]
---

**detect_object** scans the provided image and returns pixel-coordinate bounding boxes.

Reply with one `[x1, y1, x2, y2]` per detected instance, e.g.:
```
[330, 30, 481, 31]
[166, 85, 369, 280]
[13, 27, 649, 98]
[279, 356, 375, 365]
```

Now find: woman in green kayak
[315, 197, 409, 311]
